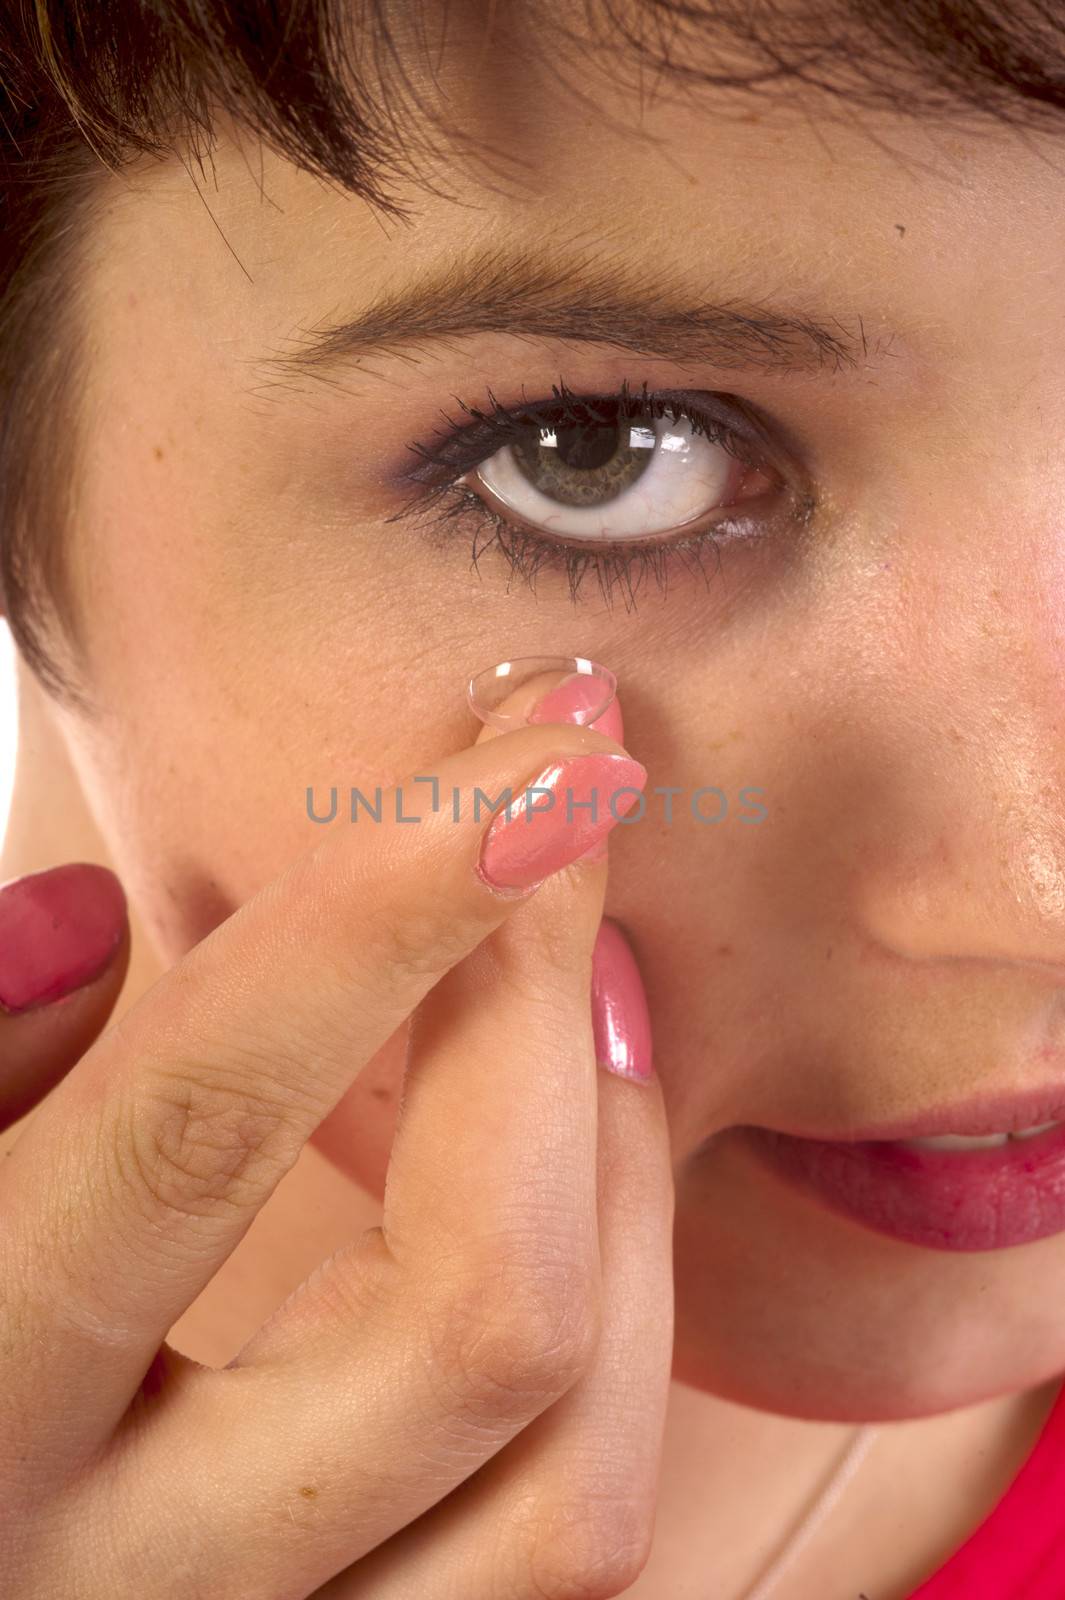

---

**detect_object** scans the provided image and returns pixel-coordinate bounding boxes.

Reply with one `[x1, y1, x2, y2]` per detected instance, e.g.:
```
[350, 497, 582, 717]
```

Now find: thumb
[0, 863, 129, 1128]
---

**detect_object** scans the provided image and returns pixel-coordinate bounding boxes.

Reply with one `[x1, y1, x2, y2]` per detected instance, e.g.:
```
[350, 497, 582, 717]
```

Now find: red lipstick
[741, 1095, 1065, 1251]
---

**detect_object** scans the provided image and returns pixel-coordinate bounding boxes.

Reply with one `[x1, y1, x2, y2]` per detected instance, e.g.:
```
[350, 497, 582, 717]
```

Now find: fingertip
[592, 917, 654, 1083]
[0, 862, 128, 1014]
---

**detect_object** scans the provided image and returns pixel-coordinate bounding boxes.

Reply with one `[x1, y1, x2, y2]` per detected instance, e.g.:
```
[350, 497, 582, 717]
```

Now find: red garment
[909, 1378, 1065, 1597]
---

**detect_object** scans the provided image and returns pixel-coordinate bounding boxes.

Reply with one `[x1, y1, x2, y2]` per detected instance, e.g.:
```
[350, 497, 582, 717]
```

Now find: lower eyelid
[459, 473, 783, 555]
[387, 470, 797, 609]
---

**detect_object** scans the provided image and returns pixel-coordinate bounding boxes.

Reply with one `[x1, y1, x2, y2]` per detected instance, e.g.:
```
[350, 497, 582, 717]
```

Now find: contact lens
[466, 656, 617, 732]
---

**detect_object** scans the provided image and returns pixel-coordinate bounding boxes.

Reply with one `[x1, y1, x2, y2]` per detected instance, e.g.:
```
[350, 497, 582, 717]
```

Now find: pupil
[554, 420, 620, 473]
[509, 405, 659, 509]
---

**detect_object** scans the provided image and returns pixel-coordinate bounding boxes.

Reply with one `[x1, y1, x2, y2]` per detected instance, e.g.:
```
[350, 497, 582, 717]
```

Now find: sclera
[466, 656, 617, 732]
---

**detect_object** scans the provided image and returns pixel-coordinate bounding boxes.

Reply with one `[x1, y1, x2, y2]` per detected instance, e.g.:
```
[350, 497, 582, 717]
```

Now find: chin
[670, 1133, 1065, 1420]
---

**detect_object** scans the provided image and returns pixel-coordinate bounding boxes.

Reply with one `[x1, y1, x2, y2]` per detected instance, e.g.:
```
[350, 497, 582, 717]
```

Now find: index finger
[0, 718, 645, 1466]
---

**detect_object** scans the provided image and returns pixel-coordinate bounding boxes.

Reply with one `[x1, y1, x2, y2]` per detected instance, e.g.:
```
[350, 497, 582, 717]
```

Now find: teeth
[905, 1132, 1010, 1150]
[902, 1121, 1062, 1151]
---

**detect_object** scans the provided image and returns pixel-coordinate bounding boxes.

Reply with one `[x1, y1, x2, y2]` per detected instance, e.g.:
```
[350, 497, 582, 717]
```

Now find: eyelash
[386, 377, 810, 607]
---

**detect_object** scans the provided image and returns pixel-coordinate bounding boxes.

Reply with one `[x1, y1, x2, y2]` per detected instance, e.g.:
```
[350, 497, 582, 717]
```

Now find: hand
[0, 687, 675, 1600]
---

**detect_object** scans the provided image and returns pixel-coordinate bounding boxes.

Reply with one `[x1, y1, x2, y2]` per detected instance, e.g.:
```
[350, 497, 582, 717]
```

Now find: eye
[388, 379, 810, 607]
[461, 399, 777, 543]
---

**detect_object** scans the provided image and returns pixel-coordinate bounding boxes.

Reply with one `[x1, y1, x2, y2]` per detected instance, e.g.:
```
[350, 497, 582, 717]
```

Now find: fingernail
[477, 753, 647, 892]
[531, 672, 625, 744]
[591, 918, 654, 1082]
[468, 656, 617, 733]
[0, 863, 127, 1014]
[528, 666, 625, 862]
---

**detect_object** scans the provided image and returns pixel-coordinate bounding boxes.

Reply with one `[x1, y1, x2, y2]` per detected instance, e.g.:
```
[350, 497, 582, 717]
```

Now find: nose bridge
[839, 512, 1065, 968]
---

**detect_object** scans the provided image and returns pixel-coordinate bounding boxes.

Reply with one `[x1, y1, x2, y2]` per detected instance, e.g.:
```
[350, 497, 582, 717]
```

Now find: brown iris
[509, 412, 656, 508]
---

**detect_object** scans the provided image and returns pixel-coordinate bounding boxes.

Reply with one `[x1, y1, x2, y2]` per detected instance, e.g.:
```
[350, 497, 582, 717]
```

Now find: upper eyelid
[398, 383, 792, 486]
[386, 384, 813, 550]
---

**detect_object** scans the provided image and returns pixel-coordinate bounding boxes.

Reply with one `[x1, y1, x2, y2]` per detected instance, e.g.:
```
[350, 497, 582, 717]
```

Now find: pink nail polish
[587, 692, 624, 745]
[572, 683, 626, 867]
[0, 863, 127, 1013]
[468, 657, 617, 733]
[591, 919, 653, 1082]
[530, 669, 625, 864]
[527, 673, 610, 726]
[477, 753, 647, 891]
[527, 667, 624, 743]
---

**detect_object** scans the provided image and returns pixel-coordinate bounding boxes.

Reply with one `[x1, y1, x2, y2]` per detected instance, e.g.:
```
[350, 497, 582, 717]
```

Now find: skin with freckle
[7, 8, 1065, 1594]
[54, 96, 1065, 1423]
[49, 96, 1065, 1401]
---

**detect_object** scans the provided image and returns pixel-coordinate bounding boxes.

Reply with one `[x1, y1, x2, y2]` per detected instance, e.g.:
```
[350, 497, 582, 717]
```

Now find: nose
[838, 519, 1065, 973]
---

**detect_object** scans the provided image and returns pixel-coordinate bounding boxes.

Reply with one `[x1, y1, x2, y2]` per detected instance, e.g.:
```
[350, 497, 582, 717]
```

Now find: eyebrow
[254, 243, 875, 389]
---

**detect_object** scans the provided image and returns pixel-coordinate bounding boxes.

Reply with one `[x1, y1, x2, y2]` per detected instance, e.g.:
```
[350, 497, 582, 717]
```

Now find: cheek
[66, 381, 816, 989]
[64, 440, 490, 960]
[1031, 521, 1065, 687]
[55, 585, 413, 968]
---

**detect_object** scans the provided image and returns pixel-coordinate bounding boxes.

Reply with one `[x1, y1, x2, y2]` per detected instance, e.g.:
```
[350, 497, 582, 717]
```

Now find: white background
[0, 622, 18, 853]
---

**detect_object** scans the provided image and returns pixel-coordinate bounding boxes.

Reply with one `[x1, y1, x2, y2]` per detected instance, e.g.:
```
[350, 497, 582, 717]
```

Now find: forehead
[64, 7, 1065, 723]
[77, 0, 1065, 488]
[98, 53, 1065, 377]
[349, 0, 1065, 195]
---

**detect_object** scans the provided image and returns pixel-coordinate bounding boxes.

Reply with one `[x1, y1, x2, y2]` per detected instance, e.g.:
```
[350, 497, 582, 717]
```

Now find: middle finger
[320, 922, 676, 1600]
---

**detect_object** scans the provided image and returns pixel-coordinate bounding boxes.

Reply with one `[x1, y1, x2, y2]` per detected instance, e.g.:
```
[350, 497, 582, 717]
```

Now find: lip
[740, 1106, 1065, 1252]
[796, 1084, 1065, 1143]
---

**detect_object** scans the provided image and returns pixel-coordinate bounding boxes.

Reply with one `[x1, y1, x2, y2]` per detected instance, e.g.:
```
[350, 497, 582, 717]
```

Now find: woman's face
[51, 23, 1065, 1422]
